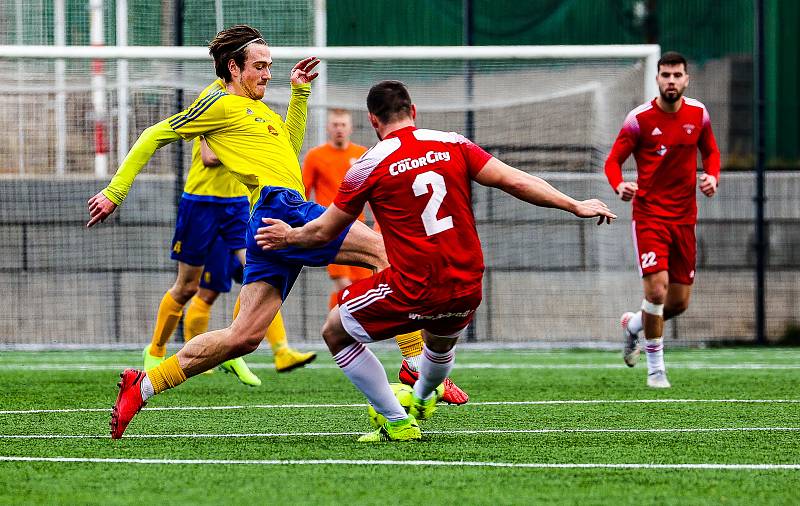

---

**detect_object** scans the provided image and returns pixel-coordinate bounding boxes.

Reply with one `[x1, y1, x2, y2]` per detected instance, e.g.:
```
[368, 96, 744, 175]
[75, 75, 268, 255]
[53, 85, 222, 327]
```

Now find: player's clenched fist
[86, 191, 118, 228]
[616, 181, 638, 201]
[699, 173, 717, 197]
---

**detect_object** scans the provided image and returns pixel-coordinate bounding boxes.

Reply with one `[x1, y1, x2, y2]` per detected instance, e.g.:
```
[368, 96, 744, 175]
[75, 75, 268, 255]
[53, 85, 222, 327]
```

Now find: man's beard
[241, 77, 265, 100]
[660, 89, 682, 104]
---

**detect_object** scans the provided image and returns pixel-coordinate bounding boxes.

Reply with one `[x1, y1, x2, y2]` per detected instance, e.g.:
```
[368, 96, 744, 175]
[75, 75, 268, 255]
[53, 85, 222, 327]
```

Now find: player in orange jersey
[303, 109, 372, 308]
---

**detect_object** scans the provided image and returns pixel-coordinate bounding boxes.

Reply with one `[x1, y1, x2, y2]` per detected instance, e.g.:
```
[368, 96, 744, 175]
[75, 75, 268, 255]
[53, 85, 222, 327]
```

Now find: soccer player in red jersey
[604, 52, 721, 388]
[303, 108, 469, 404]
[257, 80, 616, 441]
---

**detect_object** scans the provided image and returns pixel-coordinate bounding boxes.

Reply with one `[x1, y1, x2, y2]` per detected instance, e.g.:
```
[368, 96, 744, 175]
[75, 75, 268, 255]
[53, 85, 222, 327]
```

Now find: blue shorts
[170, 194, 249, 267]
[199, 236, 244, 293]
[244, 187, 352, 300]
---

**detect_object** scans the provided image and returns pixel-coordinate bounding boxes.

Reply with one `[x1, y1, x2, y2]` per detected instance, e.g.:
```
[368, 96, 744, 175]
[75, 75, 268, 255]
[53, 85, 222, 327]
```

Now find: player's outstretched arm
[474, 157, 616, 225]
[255, 204, 357, 250]
[86, 192, 118, 228]
[86, 120, 182, 227]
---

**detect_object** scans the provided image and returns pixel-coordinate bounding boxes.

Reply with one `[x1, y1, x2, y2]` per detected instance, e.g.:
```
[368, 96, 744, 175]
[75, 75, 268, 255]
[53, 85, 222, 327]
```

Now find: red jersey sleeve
[604, 110, 640, 192]
[456, 134, 493, 176]
[333, 151, 374, 217]
[698, 108, 721, 180]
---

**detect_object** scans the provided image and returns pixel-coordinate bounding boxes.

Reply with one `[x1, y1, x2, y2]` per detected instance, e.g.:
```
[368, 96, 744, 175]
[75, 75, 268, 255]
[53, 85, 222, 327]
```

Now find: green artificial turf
[1, 347, 798, 505]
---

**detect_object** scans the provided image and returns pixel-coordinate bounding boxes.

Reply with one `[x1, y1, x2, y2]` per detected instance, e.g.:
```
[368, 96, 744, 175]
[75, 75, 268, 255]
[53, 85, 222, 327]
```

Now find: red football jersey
[334, 126, 492, 302]
[604, 97, 721, 224]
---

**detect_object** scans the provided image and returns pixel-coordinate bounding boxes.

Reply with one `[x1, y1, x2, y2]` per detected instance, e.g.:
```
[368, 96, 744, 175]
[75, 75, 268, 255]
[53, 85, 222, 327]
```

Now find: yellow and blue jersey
[102, 79, 310, 208]
[182, 81, 248, 201]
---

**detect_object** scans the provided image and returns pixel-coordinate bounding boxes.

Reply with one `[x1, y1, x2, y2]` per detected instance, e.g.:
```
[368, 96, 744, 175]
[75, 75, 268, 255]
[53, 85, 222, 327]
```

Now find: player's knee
[231, 328, 262, 355]
[171, 280, 200, 304]
[423, 331, 459, 353]
[667, 299, 689, 318]
[321, 319, 351, 355]
[643, 286, 667, 305]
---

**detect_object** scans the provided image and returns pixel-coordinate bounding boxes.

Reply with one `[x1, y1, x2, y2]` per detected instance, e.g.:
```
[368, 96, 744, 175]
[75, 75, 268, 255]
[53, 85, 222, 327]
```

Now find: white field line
[2, 427, 800, 439]
[0, 456, 797, 470]
[2, 398, 800, 415]
[3, 362, 800, 371]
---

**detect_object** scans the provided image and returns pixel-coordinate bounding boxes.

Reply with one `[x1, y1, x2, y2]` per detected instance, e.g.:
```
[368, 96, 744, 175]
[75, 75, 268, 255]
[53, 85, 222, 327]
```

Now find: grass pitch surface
[1, 347, 799, 504]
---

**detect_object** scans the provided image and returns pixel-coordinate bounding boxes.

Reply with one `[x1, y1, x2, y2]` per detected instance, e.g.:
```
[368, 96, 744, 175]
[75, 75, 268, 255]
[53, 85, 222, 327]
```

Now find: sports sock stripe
[334, 343, 366, 369]
[423, 349, 454, 364]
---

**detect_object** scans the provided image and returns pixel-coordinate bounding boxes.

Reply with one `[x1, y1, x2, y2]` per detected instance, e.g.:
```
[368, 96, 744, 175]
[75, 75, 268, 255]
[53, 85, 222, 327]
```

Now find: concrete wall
[0, 172, 798, 345]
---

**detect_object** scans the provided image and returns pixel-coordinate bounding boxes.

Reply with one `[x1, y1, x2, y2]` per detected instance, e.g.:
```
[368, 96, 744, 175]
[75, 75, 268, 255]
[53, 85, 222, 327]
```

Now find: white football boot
[621, 312, 640, 367]
[647, 370, 671, 388]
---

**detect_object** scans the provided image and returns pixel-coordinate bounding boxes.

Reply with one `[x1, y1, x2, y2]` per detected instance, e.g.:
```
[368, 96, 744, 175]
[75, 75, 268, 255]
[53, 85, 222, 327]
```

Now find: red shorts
[337, 268, 482, 342]
[632, 220, 696, 285]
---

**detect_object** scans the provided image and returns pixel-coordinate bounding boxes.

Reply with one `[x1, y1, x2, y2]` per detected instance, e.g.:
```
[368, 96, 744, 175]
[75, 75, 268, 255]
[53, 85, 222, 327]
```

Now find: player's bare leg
[144, 261, 204, 369]
[111, 281, 281, 439]
[664, 283, 692, 320]
[331, 220, 389, 271]
[641, 271, 670, 388]
[177, 281, 279, 375]
[322, 307, 420, 442]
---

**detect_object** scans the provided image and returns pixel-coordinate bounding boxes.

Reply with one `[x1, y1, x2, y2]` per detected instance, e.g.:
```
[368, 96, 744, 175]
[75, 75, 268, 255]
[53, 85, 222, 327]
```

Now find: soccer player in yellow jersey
[86, 25, 388, 439]
[138, 134, 316, 385]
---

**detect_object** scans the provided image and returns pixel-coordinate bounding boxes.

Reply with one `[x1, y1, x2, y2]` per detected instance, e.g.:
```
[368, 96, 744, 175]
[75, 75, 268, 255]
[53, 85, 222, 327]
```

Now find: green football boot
[409, 392, 437, 421]
[142, 344, 165, 371]
[357, 416, 422, 442]
[219, 357, 262, 387]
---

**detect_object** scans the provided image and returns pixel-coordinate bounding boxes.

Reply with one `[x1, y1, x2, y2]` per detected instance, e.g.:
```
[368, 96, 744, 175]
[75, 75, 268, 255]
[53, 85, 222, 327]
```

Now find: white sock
[644, 338, 665, 373]
[333, 342, 407, 422]
[404, 354, 421, 372]
[140, 374, 155, 402]
[627, 311, 643, 335]
[413, 346, 455, 401]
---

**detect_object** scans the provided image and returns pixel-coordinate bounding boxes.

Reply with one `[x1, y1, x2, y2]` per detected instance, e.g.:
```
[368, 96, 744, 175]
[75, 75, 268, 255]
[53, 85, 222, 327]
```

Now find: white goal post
[0, 44, 659, 176]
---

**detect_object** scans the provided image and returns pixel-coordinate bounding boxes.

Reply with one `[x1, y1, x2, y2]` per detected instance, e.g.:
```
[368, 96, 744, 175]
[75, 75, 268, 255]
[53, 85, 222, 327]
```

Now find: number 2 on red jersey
[412, 171, 454, 237]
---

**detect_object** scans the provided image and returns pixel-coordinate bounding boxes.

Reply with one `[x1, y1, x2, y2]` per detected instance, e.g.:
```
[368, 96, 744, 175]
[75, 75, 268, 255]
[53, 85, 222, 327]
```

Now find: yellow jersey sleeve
[167, 89, 229, 141]
[102, 120, 181, 205]
[284, 83, 311, 157]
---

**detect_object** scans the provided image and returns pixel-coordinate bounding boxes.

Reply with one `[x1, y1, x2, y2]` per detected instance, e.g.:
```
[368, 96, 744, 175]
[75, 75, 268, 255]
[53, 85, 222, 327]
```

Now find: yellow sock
[150, 291, 184, 357]
[233, 295, 241, 320]
[266, 310, 288, 353]
[146, 355, 187, 394]
[395, 330, 423, 359]
[183, 296, 212, 342]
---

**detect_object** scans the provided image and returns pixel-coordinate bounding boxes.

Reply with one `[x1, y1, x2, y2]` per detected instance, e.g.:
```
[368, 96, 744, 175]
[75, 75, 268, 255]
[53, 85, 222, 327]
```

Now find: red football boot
[110, 369, 147, 439]
[398, 359, 469, 405]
